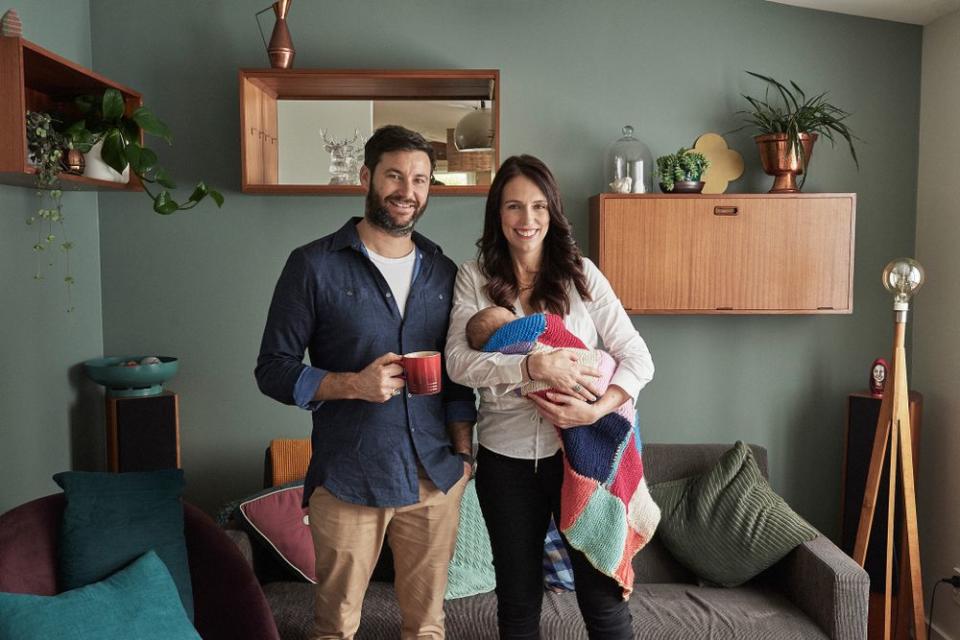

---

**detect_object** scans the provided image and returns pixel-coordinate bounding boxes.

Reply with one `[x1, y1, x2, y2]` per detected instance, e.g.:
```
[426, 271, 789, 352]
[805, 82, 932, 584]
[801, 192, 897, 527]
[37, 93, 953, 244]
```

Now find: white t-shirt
[366, 246, 416, 317]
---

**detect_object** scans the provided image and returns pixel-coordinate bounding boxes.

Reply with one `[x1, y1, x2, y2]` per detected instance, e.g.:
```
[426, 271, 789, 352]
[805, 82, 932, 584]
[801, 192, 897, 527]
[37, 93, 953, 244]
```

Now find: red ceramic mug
[402, 351, 442, 396]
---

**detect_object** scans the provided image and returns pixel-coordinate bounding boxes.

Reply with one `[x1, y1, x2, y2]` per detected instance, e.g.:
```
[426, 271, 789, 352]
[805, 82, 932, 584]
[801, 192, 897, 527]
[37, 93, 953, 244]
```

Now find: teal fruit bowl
[83, 356, 179, 397]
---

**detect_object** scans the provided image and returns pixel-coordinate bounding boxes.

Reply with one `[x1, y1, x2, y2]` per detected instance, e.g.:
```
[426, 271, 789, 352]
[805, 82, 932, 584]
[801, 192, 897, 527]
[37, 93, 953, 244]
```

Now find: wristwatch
[457, 451, 475, 467]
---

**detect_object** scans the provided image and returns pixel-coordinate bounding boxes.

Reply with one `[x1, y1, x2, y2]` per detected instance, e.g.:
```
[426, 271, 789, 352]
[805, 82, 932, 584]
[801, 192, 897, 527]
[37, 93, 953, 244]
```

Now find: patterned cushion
[543, 517, 575, 592]
[650, 441, 818, 587]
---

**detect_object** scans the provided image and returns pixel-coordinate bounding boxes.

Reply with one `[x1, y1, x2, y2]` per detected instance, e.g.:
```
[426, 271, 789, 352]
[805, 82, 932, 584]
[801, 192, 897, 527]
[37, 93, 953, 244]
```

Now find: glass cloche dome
[605, 125, 654, 194]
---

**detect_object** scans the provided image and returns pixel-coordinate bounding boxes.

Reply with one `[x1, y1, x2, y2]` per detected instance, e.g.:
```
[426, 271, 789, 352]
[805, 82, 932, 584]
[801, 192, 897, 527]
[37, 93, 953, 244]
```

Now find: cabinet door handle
[714, 206, 739, 216]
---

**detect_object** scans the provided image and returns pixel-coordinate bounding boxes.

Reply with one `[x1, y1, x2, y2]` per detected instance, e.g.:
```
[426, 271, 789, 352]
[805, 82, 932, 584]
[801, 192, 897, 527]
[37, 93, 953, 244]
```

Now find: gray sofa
[229, 443, 869, 640]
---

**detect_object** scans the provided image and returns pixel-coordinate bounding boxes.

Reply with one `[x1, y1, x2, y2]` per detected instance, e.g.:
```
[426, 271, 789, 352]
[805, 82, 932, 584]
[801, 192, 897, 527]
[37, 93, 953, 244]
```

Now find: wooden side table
[105, 390, 181, 472]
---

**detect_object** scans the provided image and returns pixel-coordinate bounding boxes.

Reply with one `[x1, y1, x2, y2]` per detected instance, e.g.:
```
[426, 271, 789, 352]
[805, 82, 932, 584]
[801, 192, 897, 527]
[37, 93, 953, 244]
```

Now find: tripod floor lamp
[853, 258, 926, 640]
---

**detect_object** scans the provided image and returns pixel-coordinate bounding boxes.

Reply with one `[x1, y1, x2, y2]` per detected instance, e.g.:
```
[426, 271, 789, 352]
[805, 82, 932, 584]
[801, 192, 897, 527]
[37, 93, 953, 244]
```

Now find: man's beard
[365, 186, 428, 237]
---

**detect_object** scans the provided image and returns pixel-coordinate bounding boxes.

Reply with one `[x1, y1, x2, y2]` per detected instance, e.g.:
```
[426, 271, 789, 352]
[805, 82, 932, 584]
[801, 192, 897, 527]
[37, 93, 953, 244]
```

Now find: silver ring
[392, 388, 402, 396]
[572, 384, 582, 393]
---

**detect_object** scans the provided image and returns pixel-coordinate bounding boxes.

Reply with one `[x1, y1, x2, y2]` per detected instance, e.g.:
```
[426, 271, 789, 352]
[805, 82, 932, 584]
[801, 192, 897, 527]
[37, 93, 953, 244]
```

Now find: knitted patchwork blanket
[482, 313, 660, 597]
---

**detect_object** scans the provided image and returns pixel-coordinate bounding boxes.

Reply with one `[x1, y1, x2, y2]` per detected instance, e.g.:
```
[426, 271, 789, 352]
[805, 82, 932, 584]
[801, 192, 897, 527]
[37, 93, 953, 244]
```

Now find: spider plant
[737, 71, 860, 174]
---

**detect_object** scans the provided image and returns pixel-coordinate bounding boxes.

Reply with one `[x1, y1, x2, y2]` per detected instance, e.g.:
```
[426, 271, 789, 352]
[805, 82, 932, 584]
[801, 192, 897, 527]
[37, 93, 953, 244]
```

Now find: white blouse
[445, 258, 654, 460]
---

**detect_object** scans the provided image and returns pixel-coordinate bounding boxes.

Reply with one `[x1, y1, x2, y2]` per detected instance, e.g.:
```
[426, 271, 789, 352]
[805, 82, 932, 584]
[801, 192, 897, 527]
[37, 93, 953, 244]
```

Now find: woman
[445, 155, 654, 639]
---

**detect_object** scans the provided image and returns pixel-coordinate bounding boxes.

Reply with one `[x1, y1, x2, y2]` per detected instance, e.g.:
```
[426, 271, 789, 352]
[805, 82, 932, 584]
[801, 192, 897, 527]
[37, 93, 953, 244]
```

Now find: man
[255, 125, 476, 640]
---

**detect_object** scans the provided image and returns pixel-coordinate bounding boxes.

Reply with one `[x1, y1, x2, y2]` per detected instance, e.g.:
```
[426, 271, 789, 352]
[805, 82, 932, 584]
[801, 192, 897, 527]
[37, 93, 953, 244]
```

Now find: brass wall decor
[256, 0, 295, 69]
[692, 133, 743, 194]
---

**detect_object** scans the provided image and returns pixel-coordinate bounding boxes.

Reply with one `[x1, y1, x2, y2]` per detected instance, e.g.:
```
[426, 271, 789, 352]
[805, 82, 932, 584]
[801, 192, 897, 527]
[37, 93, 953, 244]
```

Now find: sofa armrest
[767, 535, 868, 640]
[224, 527, 255, 569]
[184, 505, 280, 640]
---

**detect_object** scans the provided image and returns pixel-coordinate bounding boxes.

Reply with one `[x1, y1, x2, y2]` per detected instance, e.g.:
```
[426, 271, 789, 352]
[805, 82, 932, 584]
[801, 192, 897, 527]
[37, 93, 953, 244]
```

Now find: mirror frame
[239, 68, 500, 196]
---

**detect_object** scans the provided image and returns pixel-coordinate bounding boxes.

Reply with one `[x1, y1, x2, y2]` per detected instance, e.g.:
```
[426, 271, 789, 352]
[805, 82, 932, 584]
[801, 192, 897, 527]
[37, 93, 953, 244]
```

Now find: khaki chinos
[308, 469, 468, 640]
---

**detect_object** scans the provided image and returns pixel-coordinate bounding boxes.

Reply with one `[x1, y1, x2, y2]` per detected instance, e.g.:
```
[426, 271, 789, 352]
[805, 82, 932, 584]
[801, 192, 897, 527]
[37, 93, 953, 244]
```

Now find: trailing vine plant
[25, 111, 74, 312]
[73, 89, 224, 213]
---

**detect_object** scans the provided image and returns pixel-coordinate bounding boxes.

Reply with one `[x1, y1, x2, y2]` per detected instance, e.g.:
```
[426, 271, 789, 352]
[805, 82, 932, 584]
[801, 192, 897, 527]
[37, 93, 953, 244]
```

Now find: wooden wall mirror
[239, 69, 499, 195]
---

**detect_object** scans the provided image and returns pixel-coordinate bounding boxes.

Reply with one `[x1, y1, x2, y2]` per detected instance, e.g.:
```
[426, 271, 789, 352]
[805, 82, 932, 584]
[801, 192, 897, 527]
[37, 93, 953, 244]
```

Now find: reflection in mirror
[277, 100, 495, 186]
[239, 70, 499, 195]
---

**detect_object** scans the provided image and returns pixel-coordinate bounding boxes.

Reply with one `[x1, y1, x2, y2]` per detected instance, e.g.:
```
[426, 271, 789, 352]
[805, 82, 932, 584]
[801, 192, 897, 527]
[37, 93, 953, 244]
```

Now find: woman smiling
[445, 154, 654, 639]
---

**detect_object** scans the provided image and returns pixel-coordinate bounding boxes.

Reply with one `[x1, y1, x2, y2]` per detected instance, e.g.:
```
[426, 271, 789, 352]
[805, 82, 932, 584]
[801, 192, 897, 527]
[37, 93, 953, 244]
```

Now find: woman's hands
[529, 383, 631, 430]
[528, 392, 602, 429]
[526, 350, 600, 403]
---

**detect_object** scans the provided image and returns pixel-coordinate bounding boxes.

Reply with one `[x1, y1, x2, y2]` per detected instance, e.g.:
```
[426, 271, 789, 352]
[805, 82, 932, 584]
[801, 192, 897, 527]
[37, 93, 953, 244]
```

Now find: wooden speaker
[105, 391, 180, 472]
[840, 391, 922, 594]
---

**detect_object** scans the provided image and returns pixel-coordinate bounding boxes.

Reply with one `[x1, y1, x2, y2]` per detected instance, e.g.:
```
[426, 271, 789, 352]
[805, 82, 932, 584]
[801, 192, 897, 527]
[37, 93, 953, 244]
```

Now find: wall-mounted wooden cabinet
[239, 69, 499, 196]
[589, 193, 856, 314]
[0, 37, 142, 191]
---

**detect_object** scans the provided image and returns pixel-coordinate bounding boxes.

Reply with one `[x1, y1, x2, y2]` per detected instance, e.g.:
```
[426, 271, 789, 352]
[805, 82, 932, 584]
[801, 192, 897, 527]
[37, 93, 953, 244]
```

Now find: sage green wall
[0, 0, 105, 515]
[86, 0, 921, 535]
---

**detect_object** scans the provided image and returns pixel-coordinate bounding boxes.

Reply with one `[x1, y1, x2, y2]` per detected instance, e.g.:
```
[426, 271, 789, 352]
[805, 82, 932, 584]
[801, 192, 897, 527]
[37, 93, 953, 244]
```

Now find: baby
[465, 306, 519, 351]
[465, 306, 603, 398]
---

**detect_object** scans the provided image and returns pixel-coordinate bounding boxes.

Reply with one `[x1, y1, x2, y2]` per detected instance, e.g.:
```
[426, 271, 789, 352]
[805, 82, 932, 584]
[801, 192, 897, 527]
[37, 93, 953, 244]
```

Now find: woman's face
[499, 175, 550, 260]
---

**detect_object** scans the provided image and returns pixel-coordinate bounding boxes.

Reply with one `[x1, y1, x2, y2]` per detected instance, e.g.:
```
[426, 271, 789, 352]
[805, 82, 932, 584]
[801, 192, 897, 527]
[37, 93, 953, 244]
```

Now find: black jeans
[475, 446, 633, 640]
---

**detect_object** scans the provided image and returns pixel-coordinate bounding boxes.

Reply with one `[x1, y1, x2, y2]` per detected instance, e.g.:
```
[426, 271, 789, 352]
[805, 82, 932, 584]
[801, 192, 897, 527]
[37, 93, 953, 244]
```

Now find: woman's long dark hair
[477, 155, 590, 315]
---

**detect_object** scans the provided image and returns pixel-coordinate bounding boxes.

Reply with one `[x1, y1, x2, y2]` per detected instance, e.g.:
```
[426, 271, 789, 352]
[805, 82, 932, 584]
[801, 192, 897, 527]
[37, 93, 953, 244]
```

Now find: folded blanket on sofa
[482, 313, 660, 597]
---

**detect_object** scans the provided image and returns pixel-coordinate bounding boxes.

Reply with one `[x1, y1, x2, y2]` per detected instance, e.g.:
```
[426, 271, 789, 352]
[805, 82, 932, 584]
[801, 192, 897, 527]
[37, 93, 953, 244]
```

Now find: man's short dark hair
[364, 125, 436, 175]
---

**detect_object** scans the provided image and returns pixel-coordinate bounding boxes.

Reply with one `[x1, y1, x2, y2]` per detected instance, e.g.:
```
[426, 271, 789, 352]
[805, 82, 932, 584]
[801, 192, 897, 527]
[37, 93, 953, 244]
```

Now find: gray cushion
[650, 441, 818, 587]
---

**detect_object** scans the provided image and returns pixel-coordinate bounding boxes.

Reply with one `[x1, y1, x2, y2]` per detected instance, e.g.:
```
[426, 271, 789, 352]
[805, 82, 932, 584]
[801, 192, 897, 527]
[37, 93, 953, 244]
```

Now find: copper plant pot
[755, 132, 818, 193]
[64, 148, 85, 174]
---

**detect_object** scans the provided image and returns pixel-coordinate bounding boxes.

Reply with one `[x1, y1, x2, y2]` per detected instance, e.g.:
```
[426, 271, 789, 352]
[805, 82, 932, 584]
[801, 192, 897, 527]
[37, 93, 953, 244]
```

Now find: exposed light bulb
[881, 258, 924, 311]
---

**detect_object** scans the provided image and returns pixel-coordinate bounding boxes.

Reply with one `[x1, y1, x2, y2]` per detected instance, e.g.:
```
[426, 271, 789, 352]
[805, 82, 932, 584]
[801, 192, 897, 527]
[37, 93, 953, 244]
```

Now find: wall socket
[953, 566, 960, 608]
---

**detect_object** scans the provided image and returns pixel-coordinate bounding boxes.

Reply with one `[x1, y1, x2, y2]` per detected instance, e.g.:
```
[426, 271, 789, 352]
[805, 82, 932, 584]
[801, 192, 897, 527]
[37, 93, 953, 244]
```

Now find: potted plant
[656, 148, 710, 193]
[69, 88, 223, 213]
[21, 90, 224, 312]
[738, 71, 859, 192]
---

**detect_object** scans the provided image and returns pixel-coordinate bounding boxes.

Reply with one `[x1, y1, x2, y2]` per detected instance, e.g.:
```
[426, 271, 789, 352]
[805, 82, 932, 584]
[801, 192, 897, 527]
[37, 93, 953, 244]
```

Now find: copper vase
[64, 148, 85, 174]
[268, 0, 295, 69]
[755, 132, 818, 193]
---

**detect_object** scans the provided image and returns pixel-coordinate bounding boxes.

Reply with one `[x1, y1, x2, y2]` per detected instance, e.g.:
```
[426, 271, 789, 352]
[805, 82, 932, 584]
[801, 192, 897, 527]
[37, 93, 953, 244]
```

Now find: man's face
[361, 150, 432, 237]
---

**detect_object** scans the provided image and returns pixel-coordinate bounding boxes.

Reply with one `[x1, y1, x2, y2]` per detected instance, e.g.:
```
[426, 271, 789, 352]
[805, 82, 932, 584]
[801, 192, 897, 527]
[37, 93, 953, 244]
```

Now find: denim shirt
[255, 218, 477, 508]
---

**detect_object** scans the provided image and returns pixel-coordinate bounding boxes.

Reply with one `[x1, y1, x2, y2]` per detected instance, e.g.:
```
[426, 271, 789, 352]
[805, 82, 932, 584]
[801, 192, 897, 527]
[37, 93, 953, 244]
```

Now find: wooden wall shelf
[239, 68, 499, 195]
[0, 37, 143, 192]
[589, 193, 856, 315]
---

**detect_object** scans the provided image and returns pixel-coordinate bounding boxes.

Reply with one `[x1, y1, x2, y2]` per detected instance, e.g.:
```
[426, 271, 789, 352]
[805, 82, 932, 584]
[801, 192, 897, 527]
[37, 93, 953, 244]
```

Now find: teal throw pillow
[650, 441, 818, 587]
[53, 468, 194, 620]
[0, 550, 200, 640]
[445, 478, 496, 599]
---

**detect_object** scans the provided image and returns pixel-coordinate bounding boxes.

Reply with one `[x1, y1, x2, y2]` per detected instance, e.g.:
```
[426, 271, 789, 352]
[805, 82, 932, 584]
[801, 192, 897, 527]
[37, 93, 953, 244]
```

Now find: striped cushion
[269, 438, 311, 486]
[650, 441, 817, 587]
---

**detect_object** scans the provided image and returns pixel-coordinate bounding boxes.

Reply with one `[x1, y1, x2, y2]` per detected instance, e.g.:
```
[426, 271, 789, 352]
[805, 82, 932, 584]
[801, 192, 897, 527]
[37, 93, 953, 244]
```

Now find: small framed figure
[869, 358, 889, 398]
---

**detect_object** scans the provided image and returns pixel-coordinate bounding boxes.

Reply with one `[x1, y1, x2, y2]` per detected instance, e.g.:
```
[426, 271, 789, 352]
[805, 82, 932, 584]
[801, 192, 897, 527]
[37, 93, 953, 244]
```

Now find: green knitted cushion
[445, 478, 495, 599]
[650, 441, 818, 587]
